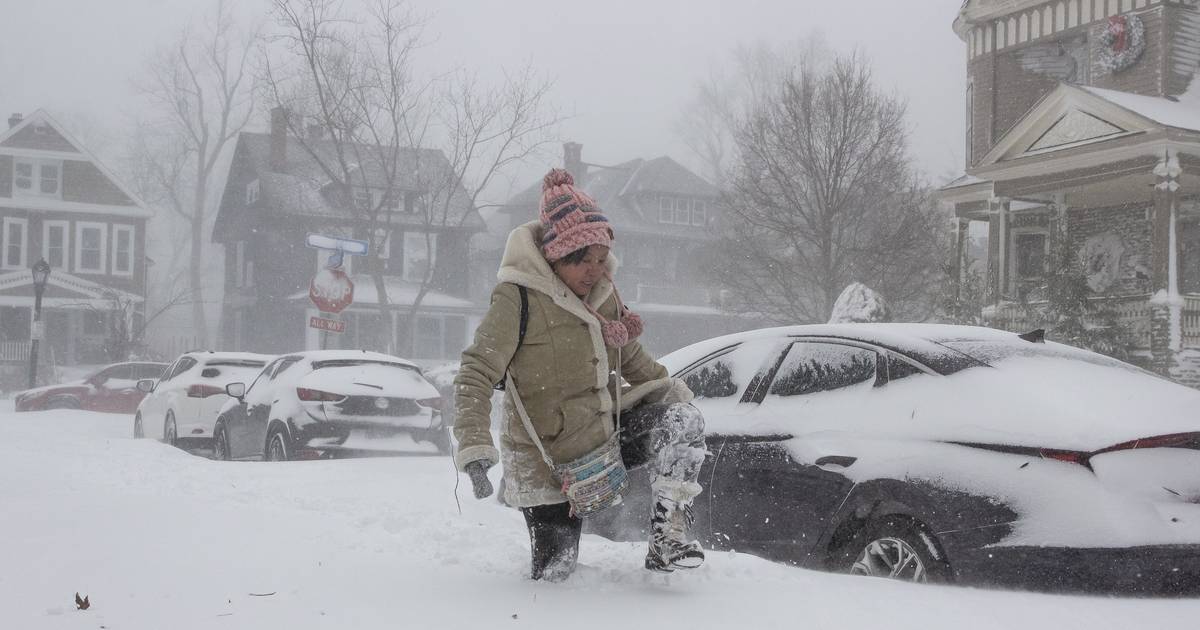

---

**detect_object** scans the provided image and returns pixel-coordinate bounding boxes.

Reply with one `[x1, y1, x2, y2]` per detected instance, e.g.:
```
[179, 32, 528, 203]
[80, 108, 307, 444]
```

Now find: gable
[0, 119, 80, 153]
[1026, 110, 1126, 152]
[977, 84, 1159, 167]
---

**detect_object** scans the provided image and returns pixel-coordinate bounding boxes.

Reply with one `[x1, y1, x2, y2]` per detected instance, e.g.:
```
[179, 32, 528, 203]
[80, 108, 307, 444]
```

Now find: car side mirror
[226, 382, 247, 400]
[136, 379, 155, 393]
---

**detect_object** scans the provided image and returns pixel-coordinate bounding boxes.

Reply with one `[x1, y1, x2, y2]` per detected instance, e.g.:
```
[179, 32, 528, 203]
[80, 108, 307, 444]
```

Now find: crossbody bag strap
[506, 372, 556, 470]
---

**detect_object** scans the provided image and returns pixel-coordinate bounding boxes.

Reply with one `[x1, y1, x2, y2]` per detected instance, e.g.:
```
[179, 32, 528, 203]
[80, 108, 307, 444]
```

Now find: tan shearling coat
[453, 221, 670, 508]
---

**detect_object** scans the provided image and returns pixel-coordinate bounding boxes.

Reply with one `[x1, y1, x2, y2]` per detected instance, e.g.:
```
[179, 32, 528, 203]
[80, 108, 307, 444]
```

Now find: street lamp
[28, 258, 50, 388]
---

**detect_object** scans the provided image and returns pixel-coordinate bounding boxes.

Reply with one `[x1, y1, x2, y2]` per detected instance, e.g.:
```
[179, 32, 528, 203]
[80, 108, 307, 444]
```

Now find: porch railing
[986, 294, 1177, 351]
[0, 341, 30, 363]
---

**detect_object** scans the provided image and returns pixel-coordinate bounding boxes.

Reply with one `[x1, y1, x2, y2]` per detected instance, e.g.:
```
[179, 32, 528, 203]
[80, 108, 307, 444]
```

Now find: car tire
[134, 413, 144, 439]
[213, 422, 232, 461]
[265, 425, 291, 462]
[164, 412, 179, 448]
[46, 396, 80, 410]
[843, 515, 952, 584]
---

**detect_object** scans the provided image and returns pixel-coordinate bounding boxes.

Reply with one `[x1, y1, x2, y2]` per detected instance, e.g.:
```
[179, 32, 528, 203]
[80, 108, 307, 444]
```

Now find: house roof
[231, 131, 482, 229]
[501, 155, 719, 240]
[0, 109, 153, 219]
[1079, 86, 1200, 133]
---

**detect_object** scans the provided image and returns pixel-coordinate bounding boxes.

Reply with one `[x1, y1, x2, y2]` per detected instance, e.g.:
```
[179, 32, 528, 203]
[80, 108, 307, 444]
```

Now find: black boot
[523, 502, 582, 582]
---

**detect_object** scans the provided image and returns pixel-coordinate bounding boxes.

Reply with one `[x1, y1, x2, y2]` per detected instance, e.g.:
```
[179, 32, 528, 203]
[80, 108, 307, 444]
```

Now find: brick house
[490, 143, 753, 356]
[0, 110, 151, 370]
[213, 109, 486, 361]
[941, 0, 1200, 379]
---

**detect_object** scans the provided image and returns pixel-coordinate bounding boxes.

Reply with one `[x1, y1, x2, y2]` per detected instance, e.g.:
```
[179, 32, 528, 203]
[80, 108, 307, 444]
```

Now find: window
[414, 315, 444, 359]
[354, 188, 372, 211]
[1013, 232, 1048, 280]
[13, 159, 61, 198]
[674, 199, 690, 225]
[691, 200, 707, 227]
[659, 197, 673, 223]
[403, 192, 426, 215]
[82, 311, 107, 336]
[402, 232, 436, 283]
[112, 225, 134, 276]
[679, 338, 792, 406]
[245, 179, 260, 205]
[164, 356, 198, 381]
[75, 222, 107, 273]
[134, 363, 167, 379]
[42, 220, 68, 268]
[768, 342, 878, 398]
[235, 242, 247, 287]
[886, 353, 927, 383]
[2, 217, 27, 269]
[374, 229, 391, 260]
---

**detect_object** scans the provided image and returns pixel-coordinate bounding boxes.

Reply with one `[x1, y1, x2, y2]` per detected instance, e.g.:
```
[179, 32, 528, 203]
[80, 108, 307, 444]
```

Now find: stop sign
[309, 268, 355, 313]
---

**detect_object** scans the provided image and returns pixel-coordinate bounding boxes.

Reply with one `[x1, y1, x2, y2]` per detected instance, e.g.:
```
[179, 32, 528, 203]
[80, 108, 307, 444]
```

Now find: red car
[14, 362, 169, 414]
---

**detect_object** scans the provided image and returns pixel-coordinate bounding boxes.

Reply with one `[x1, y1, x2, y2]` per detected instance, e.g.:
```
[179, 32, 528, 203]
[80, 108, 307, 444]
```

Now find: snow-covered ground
[6, 407, 1200, 630]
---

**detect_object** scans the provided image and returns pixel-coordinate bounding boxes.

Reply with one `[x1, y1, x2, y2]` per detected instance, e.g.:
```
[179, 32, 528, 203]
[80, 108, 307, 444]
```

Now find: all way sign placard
[309, 315, 346, 334]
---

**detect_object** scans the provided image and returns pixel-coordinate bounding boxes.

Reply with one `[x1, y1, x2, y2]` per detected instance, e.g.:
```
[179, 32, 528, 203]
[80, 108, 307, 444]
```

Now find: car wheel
[46, 396, 80, 410]
[164, 412, 179, 448]
[265, 425, 291, 462]
[134, 413, 144, 439]
[846, 516, 951, 584]
[213, 422, 232, 461]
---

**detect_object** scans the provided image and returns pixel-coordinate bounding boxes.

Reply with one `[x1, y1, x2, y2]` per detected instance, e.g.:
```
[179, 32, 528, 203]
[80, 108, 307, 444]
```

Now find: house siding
[1167, 3, 1200, 97]
[0, 155, 10, 198]
[1067, 203, 1152, 296]
[62, 161, 134, 206]
[1088, 6, 1166, 96]
[0, 124, 77, 152]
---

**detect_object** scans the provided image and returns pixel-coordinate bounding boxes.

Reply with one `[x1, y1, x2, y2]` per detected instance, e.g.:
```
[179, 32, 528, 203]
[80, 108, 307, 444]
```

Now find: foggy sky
[0, 0, 967, 201]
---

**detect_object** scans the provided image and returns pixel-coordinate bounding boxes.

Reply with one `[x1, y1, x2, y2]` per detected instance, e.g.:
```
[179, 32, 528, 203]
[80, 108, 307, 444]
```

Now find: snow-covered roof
[1079, 86, 1200, 133]
[940, 173, 988, 190]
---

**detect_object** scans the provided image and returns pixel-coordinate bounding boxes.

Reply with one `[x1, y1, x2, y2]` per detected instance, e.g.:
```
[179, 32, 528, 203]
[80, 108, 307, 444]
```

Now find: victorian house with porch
[0, 110, 151, 377]
[941, 0, 1200, 381]
[214, 108, 485, 362]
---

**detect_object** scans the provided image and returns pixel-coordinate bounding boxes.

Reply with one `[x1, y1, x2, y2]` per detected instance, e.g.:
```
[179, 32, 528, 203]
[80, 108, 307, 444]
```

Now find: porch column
[986, 197, 1010, 306]
[1149, 149, 1183, 376]
[951, 217, 970, 300]
[1048, 192, 1068, 274]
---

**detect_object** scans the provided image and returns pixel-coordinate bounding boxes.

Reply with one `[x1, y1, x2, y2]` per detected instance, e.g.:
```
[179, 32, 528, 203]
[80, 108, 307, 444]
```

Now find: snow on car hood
[16, 380, 88, 398]
[298, 364, 438, 400]
[729, 356, 1200, 453]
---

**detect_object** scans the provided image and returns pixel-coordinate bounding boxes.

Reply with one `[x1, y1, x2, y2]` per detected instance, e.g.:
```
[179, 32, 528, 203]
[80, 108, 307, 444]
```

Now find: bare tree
[135, 0, 257, 348]
[261, 0, 558, 353]
[705, 51, 942, 324]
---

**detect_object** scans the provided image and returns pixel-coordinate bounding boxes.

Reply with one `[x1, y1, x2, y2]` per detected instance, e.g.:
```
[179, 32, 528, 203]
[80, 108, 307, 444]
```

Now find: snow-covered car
[213, 350, 447, 461]
[14, 362, 169, 413]
[587, 324, 1200, 595]
[134, 352, 274, 447]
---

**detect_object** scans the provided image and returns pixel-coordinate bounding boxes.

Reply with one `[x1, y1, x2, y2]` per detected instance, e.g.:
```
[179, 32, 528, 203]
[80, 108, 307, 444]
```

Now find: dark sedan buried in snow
[214, 350, 448, 461]
[586, 324, 1200, 595]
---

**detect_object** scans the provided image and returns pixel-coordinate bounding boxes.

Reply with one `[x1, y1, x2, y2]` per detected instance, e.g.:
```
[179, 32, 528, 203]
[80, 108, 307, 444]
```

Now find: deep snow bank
[4, 409, 1200, 629]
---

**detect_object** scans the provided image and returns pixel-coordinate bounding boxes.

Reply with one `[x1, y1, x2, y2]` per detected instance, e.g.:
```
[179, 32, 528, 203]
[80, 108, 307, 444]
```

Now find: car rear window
[311, 359, 418, 373]
[199, 360, 267, 379]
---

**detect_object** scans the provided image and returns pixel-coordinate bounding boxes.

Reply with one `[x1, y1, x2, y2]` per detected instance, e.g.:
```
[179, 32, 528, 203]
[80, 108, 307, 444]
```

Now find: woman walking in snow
[453, 169, 708, 582]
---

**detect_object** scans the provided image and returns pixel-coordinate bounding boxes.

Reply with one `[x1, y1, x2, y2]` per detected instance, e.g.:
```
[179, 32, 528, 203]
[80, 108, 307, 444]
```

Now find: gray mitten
[464, 459, 494, 499]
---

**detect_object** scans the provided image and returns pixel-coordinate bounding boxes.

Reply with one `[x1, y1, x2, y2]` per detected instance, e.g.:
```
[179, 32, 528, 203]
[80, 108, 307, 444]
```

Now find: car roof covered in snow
[659, 323, 1040, 375]
[183, 351, 275, 365]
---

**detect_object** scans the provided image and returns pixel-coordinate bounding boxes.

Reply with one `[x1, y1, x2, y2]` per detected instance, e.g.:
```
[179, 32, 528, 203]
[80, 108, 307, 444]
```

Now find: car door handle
[815, 455, 857, 468]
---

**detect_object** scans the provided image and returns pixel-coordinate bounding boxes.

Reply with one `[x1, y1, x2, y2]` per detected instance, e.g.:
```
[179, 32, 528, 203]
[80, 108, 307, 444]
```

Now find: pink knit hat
[539, 169, 613, 262]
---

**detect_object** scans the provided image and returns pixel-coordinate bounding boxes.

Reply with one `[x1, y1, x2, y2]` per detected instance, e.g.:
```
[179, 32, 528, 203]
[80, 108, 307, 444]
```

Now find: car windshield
[310, 359, 418, 373]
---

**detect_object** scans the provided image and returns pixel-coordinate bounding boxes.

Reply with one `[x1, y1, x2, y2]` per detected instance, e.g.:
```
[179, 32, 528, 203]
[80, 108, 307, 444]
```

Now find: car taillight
[1096, 432, 1200, 455]
[187, 384, 225, 398]
[1038, 448, 1090, 466]
[417, 396, 443, 410]
[297, 387, 346, 403]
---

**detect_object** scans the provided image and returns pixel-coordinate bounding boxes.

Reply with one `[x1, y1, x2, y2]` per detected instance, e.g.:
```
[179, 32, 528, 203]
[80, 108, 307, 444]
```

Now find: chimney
[563, 142, 585, 178]
[269, 106, 288, 172]
[8, 113, 22, 129]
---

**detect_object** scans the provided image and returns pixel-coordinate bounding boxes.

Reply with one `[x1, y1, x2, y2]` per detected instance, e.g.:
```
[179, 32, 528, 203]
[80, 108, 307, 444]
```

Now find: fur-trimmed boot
[645, 479, 705, 572]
